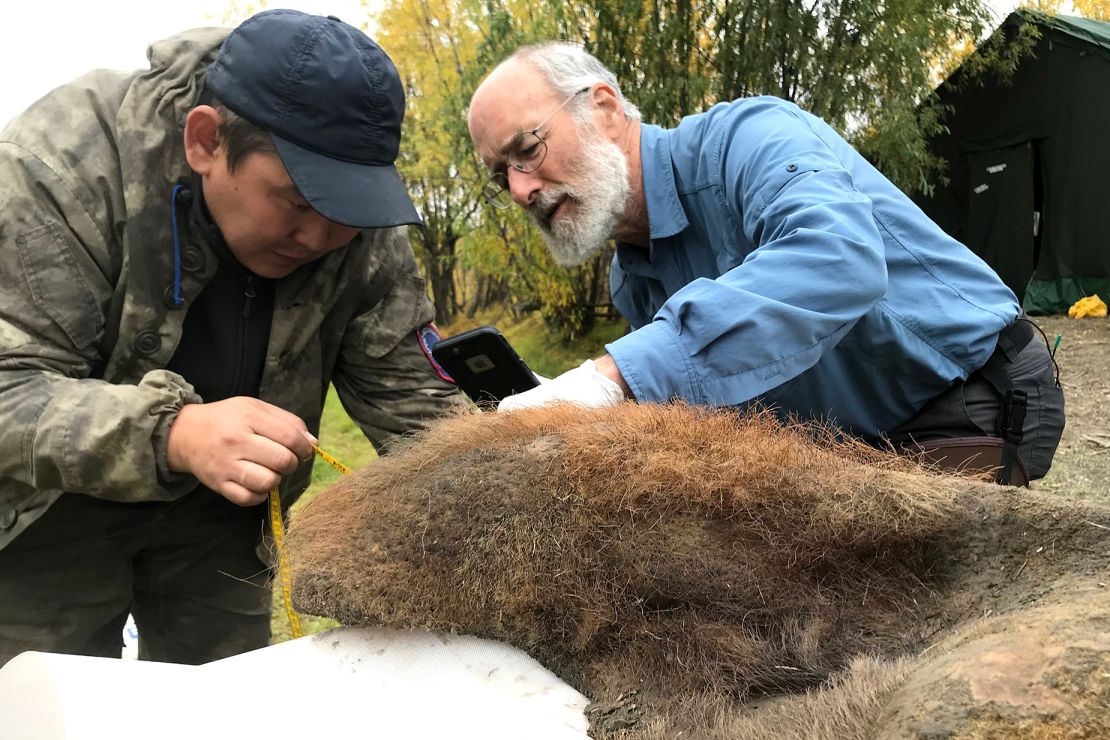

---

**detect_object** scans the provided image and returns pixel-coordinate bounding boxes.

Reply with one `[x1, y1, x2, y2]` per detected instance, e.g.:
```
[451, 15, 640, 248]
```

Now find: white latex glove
[498, 359, 626, 412]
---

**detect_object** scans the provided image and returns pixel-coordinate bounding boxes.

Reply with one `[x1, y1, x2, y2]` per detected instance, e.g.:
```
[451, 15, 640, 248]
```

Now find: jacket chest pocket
[13, 223, 106, 352]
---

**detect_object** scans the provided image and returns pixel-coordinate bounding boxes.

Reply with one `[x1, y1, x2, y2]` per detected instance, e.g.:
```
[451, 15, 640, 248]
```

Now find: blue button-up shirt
[605, 97, 1020, 439]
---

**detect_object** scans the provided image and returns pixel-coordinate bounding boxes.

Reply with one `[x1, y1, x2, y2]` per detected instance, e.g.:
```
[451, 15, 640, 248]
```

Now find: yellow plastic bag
[1068, 294, 1107, 319]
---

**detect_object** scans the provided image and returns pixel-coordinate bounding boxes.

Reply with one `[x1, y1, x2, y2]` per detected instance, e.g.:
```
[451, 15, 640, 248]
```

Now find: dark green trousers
[0, 488, 271, 667]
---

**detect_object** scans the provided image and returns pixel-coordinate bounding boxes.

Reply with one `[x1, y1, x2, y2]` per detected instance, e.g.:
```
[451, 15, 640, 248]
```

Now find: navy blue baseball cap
[206, 10, 420, 229]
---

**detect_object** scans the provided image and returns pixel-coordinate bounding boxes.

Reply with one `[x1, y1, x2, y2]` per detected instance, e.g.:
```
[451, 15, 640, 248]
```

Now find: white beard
[529, 124, 629, 267]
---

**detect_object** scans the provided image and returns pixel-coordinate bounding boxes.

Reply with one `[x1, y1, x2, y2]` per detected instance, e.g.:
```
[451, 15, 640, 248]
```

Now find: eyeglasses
[480, 86, 592, 209]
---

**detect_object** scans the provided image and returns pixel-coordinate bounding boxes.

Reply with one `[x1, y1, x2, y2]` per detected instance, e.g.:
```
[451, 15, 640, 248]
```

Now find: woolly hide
[288, 404, 1110, 738]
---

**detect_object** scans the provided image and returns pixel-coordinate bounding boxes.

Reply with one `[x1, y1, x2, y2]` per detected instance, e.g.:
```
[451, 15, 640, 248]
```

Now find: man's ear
[183, 105, 223, 175]
[590, 84, 626, 138]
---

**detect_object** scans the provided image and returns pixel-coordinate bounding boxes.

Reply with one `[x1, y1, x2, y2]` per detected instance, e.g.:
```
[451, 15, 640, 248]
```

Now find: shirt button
[786, 163, 798, 172]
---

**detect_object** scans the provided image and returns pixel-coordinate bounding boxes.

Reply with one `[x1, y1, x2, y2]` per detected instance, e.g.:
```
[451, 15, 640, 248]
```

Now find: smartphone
[431, 326, 540, 405]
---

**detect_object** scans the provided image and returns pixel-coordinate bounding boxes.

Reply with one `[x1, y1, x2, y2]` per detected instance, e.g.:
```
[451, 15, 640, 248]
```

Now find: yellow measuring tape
[268, 444, 352, 639]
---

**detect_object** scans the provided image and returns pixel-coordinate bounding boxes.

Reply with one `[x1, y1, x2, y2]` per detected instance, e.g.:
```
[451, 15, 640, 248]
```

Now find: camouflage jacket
[0, 28, 465, 549]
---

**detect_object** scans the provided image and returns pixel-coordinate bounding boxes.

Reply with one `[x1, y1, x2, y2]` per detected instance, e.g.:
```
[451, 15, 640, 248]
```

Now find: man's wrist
[165, 404, 196, 474]
[593, 354, 632, 398]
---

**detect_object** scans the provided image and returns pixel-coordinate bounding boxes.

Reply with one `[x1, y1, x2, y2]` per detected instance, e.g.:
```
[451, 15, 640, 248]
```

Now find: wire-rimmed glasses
[480, 86, 592, 209]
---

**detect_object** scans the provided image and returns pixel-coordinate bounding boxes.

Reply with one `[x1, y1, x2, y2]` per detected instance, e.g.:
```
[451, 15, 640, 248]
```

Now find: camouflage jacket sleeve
[0, 142, 200, 502]
[330, 227, 470, 453]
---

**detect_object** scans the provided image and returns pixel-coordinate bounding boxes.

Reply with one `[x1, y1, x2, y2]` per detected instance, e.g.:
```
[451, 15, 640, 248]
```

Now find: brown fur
[287, 403, 1110, 738]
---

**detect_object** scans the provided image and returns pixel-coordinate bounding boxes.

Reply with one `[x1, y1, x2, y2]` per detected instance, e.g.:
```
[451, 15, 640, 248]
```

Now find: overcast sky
[0, 0, 1030, 130]
[0, 0, 374, 128]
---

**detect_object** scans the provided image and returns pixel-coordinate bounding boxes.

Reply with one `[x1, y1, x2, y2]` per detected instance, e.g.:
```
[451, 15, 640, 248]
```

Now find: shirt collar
[639, 123, 689, 241]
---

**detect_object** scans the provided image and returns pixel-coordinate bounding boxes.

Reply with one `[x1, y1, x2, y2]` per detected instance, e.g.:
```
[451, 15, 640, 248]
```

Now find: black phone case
[432, 326, 539, 405]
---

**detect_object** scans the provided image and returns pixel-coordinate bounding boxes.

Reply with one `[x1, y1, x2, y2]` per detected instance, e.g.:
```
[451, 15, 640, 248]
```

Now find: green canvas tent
[916, 10, 1110, 314]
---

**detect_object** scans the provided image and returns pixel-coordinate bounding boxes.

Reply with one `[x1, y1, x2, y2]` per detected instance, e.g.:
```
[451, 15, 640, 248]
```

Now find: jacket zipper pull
[243, 275, 256, 319]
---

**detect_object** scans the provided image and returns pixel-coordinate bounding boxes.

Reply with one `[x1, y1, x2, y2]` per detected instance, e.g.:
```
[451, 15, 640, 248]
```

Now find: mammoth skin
[288, 404, 1110, 739]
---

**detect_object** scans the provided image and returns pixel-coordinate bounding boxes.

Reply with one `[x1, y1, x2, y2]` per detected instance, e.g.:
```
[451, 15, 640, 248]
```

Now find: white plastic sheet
[0, 626, 591, 739]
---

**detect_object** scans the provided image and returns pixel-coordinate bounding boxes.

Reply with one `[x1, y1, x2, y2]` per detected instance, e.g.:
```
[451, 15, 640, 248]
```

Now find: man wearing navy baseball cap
[0, 10, 466, 666]
[204, 9, 421, 232]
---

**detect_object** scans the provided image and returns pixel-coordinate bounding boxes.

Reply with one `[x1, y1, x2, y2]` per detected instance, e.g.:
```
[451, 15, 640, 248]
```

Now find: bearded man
[466, 42, 1065, 484]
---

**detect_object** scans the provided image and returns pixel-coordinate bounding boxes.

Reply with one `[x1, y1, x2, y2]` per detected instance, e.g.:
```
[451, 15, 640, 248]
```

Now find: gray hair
[510, 42, 641, 122]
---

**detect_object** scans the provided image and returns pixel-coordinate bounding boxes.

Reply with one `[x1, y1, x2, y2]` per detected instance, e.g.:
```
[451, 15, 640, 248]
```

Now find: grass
[500, 313, 630, 378]
[270, 309, 629, 642]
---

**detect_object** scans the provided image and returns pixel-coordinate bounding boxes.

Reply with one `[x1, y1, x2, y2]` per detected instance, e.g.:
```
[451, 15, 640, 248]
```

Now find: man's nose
[297, 209, 357, 252]
[507, 168, 543, 207]
[294, 216, 331, 252]
[295, 214, 356, 254]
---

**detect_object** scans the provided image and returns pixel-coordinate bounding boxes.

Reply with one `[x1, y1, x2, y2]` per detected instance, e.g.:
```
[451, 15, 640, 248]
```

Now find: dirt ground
[1028, 315, 1110, 501]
